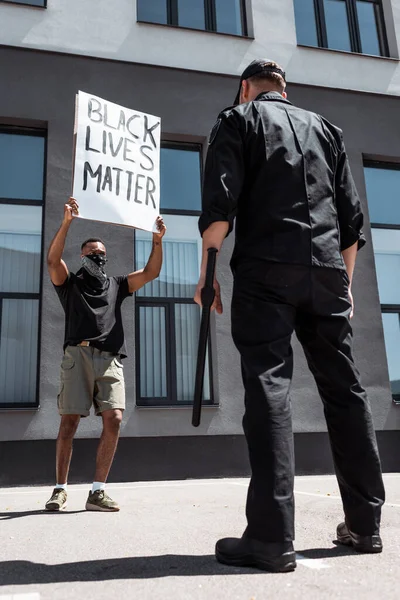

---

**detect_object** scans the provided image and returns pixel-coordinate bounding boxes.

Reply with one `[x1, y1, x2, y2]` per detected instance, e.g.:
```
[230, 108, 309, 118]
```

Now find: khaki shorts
[57, 346, 125, 417]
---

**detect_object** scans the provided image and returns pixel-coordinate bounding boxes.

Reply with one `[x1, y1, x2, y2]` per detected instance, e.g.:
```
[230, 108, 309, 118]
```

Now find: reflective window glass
[0, 205, 42, 293]
[324, 0, 352, 51]
[0, 133, 45, 200]
[293, 0, 319, 46]
[139, 306, 167, 399]
[372, 229, 400, 304]
[177, 0, 205, 29]
[175, 303, 210, 402]
[0, 299, 39, 404]
[137, 0, 168, 25]
[371, 224, 400, 305]
[367, 163, 400, 402]
[381, 313, 400, 396]
[135, 145, 211, 406]
[357, 1, 381, 56]
[215, 0, 243, 35]
[136, 215, 201, 299]
[371, 229, 400, 305]
[160, 147, 202, 212]
[364, 167, 400, 225]
[0, 130, 44, 408]
[2, 0, 45, 5]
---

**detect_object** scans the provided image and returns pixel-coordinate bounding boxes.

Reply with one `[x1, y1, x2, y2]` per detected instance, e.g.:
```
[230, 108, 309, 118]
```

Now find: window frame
[135, 141, 215, 407]
[0, 0, 47, 7]
[365, 160, 400, 404]
[380, 307, 400, 404]
[137, 0, 248, 37]
[300, 0, 389, 57]
[0, 125, 46, 410]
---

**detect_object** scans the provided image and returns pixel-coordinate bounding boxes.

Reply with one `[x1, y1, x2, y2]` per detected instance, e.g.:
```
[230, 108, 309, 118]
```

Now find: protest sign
[72, 91, 160, 232]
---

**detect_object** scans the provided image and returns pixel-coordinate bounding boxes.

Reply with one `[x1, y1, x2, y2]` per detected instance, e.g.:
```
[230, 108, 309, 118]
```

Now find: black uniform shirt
[54, 271, 133, 357]
[199, 92, 366, 270]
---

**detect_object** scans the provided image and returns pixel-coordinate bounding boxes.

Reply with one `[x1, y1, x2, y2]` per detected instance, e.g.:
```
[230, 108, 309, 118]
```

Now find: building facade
[0, 0, 399, 485]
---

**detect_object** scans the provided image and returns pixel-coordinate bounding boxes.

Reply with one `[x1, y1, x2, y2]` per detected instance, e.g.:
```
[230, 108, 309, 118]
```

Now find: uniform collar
[254, 91, 292, 105]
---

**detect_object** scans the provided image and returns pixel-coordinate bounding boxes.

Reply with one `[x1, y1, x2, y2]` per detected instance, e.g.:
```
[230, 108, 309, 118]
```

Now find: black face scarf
[80, 254, 108, 291]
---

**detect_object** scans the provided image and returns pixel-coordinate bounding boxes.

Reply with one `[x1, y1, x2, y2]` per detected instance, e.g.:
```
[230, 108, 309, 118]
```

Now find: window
[1, 0, 46, 6]
[364, 163, 400, 403]
[293, 0, 388, 56]
[0, 128, 46, 408]
[135, 144, 213, 406]
[137, 0, 247, 36]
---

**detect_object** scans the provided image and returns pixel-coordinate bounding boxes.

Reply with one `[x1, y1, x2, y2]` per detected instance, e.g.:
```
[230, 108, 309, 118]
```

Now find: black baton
[192, 247, 218, 427]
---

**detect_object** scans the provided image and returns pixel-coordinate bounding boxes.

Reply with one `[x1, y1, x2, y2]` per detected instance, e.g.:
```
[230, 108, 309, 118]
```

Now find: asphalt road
[0, 474, 399, 599]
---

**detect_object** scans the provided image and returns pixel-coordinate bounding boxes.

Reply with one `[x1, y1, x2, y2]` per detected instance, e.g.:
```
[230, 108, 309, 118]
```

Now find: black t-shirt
[54, 269, 133, 358]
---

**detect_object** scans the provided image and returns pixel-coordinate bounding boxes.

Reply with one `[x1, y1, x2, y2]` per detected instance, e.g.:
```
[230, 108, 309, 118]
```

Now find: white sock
[92, 481, 106, 493]
[55, 483, 67, 490]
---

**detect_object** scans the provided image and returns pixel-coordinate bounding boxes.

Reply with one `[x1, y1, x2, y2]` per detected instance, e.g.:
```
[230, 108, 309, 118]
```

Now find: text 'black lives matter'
[82, 98, 160, 208]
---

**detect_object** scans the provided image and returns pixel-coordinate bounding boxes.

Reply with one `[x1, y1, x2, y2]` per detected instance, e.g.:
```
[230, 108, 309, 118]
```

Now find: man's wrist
[62, 218, 72, 228]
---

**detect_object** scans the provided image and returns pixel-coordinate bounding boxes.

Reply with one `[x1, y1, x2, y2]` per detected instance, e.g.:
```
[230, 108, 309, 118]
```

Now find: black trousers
[231, 262, 385, 543]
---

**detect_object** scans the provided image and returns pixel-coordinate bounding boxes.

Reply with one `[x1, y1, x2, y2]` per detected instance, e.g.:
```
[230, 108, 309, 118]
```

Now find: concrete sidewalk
[0, 474, 399, 600]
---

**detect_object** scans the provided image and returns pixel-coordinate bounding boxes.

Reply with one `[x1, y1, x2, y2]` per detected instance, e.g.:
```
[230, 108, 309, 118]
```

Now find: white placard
[72, 91, 160, 232]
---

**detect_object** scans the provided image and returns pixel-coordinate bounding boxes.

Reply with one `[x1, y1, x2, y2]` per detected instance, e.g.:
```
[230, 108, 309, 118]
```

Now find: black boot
[216, 536, 296, 572]
[336, 522, 383, 553]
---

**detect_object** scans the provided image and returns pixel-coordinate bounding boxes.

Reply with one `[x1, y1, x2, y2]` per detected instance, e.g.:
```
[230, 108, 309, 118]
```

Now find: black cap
[234, 59, 286, 105]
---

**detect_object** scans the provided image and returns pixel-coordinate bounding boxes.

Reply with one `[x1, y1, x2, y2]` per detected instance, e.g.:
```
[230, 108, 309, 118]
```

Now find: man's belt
[77, 341, 91, 347]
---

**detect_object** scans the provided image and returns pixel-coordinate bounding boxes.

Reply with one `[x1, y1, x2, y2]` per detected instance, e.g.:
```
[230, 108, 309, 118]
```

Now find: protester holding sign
[45, 197, 166, 512]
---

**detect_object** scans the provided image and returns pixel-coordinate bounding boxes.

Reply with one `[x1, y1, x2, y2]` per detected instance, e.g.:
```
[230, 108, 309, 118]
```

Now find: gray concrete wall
[1, 0, 400, 96]
[0, 45, 399, 443]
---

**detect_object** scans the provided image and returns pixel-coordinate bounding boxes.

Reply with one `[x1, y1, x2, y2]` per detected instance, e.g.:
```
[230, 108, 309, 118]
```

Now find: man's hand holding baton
[193, 222, 229, 427]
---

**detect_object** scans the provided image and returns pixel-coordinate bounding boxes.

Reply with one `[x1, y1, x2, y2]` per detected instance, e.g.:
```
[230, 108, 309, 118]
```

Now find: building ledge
[297, 44, 399, 63]
[137, 20, 254, 42]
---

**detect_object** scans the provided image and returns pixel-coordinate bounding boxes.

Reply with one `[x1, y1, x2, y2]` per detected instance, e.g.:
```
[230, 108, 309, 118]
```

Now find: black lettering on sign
[104, 104, 117, 130]
[126, 115, 140, 139]
[88, 98, 103, 123]
[102, 166, 113, 192]
[109, 132, 124, 158]
[117, 111, 126, 132]
[112, 167, 123, 196]
[134, 174, 146, 204]
[83, 162, 102, 193]
[143, 116, 160, 149]
[145, 177, 157, 208]
[123, 138, 136, 164]
[85, 126, 100, 153]
[126, 170, 134, 201]
[102, 130, 107, 155]
[82, 100, 160, 213]
[139, 145, 154, 171]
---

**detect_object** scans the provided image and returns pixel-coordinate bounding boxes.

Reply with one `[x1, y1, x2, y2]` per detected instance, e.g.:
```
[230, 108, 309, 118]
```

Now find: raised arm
[47, 197, 78, 286]
[128, 217, 166, 293]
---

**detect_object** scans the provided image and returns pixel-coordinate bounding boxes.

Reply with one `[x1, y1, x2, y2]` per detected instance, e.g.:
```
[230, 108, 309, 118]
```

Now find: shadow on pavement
[0, 546, 360, 585]
[0, 555, 264, 584]
[0, 510, 86, 520]
[297, 545, 356, 558]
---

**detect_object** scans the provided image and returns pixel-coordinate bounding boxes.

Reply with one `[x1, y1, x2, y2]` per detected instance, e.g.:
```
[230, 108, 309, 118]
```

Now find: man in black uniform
[195, 60, 385, 572]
